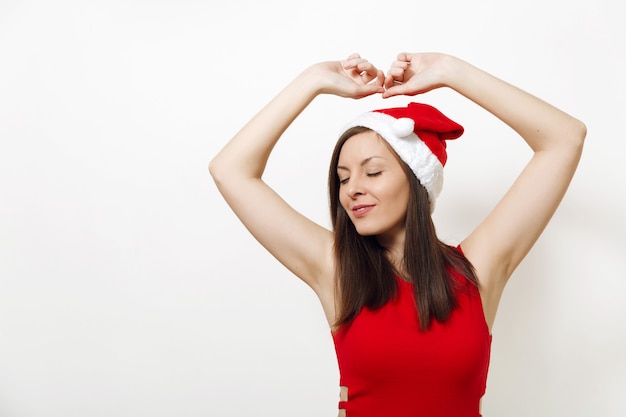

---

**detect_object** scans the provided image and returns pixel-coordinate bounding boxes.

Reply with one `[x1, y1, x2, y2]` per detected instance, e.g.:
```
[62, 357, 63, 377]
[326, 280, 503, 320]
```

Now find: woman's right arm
[209, 55, 384, 311]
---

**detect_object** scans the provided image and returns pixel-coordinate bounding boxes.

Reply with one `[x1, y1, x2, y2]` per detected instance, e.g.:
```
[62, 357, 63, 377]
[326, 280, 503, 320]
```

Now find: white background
[1, 0, 624, 416]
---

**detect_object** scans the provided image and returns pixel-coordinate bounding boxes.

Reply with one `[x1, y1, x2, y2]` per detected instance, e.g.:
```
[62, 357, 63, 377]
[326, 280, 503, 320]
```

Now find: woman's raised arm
[209, 55, 384, 318]
[384, 53, 586, 328]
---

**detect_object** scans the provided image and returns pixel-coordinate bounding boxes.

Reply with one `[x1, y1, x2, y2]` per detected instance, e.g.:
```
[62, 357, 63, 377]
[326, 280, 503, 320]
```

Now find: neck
[377, 229, 406, 276]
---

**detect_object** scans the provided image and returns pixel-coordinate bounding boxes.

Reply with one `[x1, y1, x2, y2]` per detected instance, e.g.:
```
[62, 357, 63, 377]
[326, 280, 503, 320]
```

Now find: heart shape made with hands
[344, 52, 446, 99]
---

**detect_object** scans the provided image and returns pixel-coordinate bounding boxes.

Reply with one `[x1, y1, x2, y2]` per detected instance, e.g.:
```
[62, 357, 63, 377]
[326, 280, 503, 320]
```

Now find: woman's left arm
[384, 53, 587, 327]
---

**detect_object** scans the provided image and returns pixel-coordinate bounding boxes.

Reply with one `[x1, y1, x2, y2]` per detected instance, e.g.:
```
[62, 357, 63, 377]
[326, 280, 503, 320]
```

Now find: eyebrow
[337, 156, 386, 171]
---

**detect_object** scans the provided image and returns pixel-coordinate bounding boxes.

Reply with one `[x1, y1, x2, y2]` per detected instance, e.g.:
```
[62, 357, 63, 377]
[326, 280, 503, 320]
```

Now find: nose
[347, 178, 365, 199]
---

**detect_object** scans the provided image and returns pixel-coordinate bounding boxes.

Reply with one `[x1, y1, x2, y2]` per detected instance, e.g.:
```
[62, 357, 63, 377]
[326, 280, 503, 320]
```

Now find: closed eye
[339, 177, 350, 185]
[367, 171, 382, 177]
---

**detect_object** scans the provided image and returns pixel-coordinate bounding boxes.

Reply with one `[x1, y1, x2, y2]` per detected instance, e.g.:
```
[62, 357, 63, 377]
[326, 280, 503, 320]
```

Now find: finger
[396, 52, 413, 62]
[384, 74, 396, 90]
[359, 72, 376, 84]
[362, 68, 384, 86]
[384, 66, 406, 89]
[374, 69, 385, 86]
[386, 66, 406, 78]
[384, 62, 408, 81]
[357, 61, 379, 78]
[356, 59, 377, 71]
[384, 76, 405, 91]
[386, 60, 409, 75]
[382, 83, 415, 98]
[342, 59, 377, 85]
[342, 53, 365, 70]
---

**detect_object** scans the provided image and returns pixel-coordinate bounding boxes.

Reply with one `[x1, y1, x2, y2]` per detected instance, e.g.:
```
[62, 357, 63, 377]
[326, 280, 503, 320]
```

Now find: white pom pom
[392, 117, 414, 137]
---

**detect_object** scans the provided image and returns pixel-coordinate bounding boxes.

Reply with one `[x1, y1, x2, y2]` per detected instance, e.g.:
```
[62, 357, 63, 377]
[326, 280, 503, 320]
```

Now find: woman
[209, 52, 586, 416]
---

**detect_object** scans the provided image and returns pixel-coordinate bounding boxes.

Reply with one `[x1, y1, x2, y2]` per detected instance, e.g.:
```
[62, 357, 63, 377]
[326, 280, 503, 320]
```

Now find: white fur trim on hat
[341, 111, 444, 212]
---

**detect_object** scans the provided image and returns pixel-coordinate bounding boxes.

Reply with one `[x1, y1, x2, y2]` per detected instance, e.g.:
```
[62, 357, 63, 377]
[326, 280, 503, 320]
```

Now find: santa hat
[340, 102, 464, 211]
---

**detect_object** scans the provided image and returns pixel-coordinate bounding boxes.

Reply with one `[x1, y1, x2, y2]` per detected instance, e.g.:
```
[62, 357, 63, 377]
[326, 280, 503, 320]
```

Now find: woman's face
[336, 130, 410, 240]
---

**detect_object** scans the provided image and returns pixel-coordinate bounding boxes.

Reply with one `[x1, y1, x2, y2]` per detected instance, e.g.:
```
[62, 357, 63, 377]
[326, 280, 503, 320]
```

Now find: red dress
[332, 271, 492, 417]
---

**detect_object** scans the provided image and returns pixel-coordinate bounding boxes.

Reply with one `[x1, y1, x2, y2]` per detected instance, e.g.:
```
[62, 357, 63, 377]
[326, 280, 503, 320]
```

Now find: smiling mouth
[352, 205, 374, 217]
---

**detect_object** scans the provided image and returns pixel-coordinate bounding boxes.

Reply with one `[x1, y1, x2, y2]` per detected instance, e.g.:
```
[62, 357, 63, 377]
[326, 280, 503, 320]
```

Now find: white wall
[0, 1, 624, 416]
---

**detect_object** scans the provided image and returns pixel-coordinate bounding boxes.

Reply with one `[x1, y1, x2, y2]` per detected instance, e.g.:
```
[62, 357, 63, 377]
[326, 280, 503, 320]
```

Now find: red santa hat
[339, 102, 464, 211]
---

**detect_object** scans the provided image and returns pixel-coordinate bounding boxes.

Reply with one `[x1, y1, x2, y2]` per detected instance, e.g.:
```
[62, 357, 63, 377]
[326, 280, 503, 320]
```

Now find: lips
[352, 204, 375, 218]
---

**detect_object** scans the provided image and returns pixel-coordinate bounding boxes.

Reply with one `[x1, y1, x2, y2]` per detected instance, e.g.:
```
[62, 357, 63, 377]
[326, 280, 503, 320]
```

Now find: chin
[353, 224, 382, 237]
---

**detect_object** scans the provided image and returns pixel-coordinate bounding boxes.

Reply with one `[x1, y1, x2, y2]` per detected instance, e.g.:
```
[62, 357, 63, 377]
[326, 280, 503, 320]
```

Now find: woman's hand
[310, 53, 385, 99]
[382, 52, 453, 98]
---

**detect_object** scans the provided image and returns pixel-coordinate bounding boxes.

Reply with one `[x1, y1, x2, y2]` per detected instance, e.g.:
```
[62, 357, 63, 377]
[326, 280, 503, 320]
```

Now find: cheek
[388, 181, 410, 210]
[399, 186, 410, 206]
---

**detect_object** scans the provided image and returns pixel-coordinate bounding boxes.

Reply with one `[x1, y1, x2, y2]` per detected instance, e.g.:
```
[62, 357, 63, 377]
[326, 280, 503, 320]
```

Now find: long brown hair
[328, 126, 478, 331]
